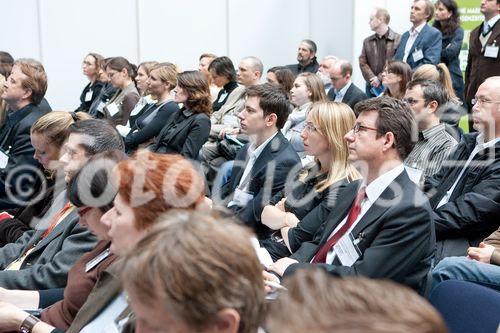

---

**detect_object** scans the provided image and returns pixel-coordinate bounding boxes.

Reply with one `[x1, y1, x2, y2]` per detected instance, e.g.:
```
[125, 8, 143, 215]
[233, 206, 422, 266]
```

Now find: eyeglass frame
[303, 122, 319, 133]
[471, 98, 500, 106]
[351, 122, 382, 134]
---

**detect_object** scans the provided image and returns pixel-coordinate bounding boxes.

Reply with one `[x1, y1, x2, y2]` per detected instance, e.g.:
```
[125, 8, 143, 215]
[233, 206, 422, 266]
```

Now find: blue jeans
[431, 256, 500, 294]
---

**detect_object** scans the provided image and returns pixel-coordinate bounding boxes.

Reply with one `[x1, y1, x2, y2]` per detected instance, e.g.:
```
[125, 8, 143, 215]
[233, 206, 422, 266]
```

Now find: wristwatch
[20, 314, 40, 333]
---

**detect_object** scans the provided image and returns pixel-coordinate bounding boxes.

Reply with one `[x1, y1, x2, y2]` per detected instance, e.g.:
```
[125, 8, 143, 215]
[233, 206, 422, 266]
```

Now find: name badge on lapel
[484, 43, 499, 58]
[230, 188, 254, 207]
[84, 90, 93, 102]
[333, 233, 362, 267]
[106, 102, 120, 117]
[412, 49, 424, 62]
[0, 150, 9, 169]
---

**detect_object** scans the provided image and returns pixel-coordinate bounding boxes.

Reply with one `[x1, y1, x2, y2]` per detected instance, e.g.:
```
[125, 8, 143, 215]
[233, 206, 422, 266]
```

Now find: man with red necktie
[267, 97, 435, 293]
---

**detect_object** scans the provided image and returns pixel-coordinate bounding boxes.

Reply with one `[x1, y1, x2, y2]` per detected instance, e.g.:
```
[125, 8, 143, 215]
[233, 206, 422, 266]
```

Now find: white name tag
[405, 166, 423, 185]
[217, 92, 228, 103]
[484, 45, 499, 58]
[85, 90, 93, 102]
[412, 49, 424, 62]
[106, 102, 120, 117]
[229, 188, 254, 207]
[96, 101, 106, 113]
[333, 233, 361, 267]
[85, 248, 110, 272]
[0, 150, 9, 169]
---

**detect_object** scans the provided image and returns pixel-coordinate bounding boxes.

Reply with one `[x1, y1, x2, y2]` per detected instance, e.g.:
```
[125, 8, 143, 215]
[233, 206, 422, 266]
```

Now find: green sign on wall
[457, 0, 483, 71]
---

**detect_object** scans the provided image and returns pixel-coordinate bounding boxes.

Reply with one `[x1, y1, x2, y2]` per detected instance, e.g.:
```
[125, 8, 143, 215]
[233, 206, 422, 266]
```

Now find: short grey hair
[242, 56, 264, 76]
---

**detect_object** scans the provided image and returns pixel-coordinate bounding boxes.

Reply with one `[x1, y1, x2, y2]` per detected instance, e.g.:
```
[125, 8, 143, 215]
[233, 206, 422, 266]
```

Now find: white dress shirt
[403, 22, 427, 62]
[437, 134, 500, 208]
[324, 164, 405, 264]
[334, 81, 352, 103]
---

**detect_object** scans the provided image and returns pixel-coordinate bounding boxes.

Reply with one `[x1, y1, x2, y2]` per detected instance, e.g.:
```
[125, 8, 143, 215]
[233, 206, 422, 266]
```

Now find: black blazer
[151, 108, 211, 160]
[125, 101, 179, 153]
[424, 133, 500, 260]
[286, 171, 435, 292]
[0, 104, 50, 209]
[75, 81, 105, 112]
[327, 83, 368, 112]
[216, 132, 301, 238]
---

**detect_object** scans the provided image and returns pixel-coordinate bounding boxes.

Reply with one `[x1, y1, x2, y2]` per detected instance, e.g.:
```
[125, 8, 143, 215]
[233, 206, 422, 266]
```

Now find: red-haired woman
[0, 151, 206, 332]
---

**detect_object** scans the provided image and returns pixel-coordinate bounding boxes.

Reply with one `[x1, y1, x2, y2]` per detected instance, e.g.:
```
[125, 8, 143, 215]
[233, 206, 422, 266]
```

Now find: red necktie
[312, 187, 366, 264]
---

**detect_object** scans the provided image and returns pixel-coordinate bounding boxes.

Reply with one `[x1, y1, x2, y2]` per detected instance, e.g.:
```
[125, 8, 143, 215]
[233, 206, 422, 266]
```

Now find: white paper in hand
[250, 237, 274, 269]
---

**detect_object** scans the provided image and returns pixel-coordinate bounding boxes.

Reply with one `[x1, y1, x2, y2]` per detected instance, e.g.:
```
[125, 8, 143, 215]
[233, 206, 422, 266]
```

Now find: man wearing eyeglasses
[403, 79, 458, 183]
[424, 76, 500, 262]
[266, 96, 434, 293]
[326, 59, 368, 111]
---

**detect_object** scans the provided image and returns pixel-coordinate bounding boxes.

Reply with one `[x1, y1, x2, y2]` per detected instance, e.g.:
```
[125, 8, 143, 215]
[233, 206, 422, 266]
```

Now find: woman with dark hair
[151, 71, 211, 159]
[433, 0, 464, 102]
[102, 57, 140, 126]
[381, 60, 412, 100]
[208, 56, 242, 113]
[75, 53, 105, 113]
[0, 151, 126, 332]
[124, 63, 180, 153]
[267, 66, 295, 97]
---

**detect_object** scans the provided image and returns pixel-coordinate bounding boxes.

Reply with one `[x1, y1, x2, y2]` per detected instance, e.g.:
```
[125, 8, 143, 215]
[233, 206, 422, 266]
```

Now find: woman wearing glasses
[102, 57, 140, 126]
[381, 60, 412, 100]
[261, 101, 361, 260]
[75, 53, 106, 113]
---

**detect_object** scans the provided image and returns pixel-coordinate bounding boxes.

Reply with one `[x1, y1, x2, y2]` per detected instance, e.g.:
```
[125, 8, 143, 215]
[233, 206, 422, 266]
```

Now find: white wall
[1, 0, 413, 109]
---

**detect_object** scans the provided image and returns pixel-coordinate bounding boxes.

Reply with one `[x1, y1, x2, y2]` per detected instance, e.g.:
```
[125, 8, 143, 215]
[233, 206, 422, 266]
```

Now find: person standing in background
[359, 8, 401, 97]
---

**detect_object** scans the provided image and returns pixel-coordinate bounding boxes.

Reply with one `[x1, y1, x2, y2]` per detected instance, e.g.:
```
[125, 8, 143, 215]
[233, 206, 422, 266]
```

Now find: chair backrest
[429, 280, 500, 333]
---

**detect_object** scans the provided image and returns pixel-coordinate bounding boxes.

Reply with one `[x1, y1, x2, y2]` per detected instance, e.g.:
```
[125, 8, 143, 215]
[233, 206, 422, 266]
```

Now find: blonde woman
[283, 72, 327, 159]
[124, 63, 180, 153]
[261, 101, 361, 260]
[0, 111, 90, 246]
[412, 63, 465, 127]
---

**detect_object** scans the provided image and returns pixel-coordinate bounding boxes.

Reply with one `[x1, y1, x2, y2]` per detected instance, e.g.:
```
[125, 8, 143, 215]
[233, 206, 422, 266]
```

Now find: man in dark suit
[464, 0, 500, 111]
[266, 97, 435, 292]
[394, 0, 442, 69]
[0, 58, 50, 209]
[424, 76, 500, 262]
[213, 83, 301, 239]
[286, 40, 320, 76]
[327, 59, 368, 112]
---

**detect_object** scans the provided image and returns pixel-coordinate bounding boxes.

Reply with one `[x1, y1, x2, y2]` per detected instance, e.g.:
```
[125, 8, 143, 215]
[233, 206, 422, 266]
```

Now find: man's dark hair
[354, 96, 416, 160]
[245, 83, 289, 129]
[68, 150, 127, 213]
[302, 39, 317, 54]
[68, 119, 125, 155]
[208, 56, 237, 82]
[0, 51, 14, 78]
[407, 79, 448, 107]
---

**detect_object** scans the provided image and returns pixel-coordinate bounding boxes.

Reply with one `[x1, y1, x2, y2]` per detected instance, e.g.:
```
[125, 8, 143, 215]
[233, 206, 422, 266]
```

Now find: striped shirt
[405, 123, 458, 180]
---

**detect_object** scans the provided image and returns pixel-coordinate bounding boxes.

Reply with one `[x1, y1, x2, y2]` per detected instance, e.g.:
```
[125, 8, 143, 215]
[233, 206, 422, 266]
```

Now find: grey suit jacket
[0, 207, 97, 290]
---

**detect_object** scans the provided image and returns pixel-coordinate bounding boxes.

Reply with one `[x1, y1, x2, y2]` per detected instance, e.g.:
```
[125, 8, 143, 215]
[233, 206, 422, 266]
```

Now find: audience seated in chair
[260, 102, 360, 261]
[0, 111, 91, 246]
[0, 58, 50, 209]
[265, 97, 435, 293]
[423, 76, 500, 262]
[0, 119, 124, 290]
[213, 83, 301, 239]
